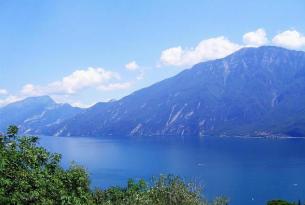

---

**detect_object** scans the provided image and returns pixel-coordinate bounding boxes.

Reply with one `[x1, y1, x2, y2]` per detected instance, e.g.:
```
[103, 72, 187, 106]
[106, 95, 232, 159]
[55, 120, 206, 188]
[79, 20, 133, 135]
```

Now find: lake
[39, 135, 305, 205]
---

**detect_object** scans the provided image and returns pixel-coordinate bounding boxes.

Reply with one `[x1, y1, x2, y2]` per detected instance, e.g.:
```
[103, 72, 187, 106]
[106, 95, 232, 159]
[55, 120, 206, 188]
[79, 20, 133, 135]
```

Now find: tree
[0, 133, 4, 145]
[0, 128, 91, 204]
[267, 200, 297, 205]
[6, 125, 18, 139]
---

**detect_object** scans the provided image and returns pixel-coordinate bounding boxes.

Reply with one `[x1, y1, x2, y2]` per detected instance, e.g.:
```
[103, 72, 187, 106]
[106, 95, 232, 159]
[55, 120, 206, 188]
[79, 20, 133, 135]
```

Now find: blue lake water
[39, 136, 305, 205]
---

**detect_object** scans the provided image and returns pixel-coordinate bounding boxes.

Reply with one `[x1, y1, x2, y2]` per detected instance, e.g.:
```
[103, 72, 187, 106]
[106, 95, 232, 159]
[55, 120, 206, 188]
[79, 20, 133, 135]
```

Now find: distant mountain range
[0, 96, 83, 135]
[1, 46, 305, 137]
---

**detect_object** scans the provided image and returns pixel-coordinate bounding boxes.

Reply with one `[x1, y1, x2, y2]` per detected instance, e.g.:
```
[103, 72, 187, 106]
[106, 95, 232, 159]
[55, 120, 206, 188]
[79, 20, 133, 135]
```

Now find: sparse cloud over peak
[125, 61, 139, 71]
[159, 36, 241, 67]
[158, 28, 305, 68]
[272, 30, 305, 49]
[243, 28, 268, 47]
[21, 67, 120, 96]
[0, 67, 135, 107]
[125, 60, 145, 80]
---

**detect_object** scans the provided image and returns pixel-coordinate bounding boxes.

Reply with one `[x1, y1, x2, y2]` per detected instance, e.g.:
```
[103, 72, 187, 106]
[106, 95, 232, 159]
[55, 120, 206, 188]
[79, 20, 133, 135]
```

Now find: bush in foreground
[267, 200, 302, 205]
[92, 176, 229, 205]
[0, 125, 228, 205]
[0, 127, 91, 204]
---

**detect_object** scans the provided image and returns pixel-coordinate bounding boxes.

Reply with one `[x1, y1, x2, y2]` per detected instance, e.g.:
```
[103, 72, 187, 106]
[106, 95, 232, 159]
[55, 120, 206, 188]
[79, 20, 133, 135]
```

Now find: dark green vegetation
[1, 46, 305, 137]
[0, 125, 91, 204]
[267, 200, 302, 205]
[0, 126, 228, 205]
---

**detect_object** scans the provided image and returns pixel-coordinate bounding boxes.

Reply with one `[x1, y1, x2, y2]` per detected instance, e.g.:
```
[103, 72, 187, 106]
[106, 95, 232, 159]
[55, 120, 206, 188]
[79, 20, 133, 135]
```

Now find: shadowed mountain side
[39, 46, 305, 137]
[0, 96, 83, 134]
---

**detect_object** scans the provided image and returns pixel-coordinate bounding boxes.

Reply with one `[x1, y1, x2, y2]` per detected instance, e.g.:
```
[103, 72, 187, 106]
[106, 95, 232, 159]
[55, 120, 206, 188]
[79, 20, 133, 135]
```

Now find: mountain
[0, 96, 83, 134]
[1, 46, 305, 137]
[39, 46, 305, 137]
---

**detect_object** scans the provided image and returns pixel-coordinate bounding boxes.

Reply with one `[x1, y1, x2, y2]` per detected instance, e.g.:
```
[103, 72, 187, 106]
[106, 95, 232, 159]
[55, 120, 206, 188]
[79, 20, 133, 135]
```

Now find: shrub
[267, 200, 298, 205]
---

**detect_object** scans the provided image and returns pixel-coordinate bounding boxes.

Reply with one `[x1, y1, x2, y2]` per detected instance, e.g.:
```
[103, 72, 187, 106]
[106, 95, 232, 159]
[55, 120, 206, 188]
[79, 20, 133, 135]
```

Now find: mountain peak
[2, 96, 56, 109]
[228, 45, 304, 59]
[2, 47, 305, 137]
[19, 95, 55, 105]
[0, 95, 82, 133]
[44, 46, 305, 137]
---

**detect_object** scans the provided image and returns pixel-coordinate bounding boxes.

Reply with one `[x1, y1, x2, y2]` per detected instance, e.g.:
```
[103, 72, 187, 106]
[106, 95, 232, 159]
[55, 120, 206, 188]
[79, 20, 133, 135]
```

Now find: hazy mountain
[1, 46, 305, 137]
[0, 96, 83, 134]
[40, 46, 305, 137]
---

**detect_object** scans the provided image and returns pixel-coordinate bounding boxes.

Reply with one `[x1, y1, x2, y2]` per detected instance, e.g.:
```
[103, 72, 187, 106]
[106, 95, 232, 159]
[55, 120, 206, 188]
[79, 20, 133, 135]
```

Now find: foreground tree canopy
[267, 200, 302, 205]
[0, 125, 300, 205]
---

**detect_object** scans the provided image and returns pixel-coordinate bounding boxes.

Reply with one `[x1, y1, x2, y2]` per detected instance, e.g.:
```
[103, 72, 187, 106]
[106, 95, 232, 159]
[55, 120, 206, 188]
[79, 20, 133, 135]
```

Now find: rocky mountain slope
[1, 46, 305, 137]
[0, 96, 83, 134]
[45, 46, 305, 137]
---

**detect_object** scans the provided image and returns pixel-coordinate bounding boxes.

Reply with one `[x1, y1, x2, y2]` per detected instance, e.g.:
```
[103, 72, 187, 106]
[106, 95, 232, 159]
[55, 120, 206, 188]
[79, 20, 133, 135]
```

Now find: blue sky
[0, 0, 305, 107]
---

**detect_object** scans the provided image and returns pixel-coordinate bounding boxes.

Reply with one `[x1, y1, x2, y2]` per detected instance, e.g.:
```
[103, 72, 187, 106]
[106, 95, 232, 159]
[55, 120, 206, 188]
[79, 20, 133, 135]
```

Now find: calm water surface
[39, 136, 305, 205]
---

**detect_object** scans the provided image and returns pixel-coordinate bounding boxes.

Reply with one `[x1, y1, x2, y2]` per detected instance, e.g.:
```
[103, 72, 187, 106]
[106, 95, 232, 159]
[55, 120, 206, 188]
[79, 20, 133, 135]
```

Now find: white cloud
[0, 67, 134, 107]
[21, 84, 36, 95]
[21, 67, 120, 96]
[243, 28, 268, 47]
[125, 61, 145, 80]
[272, 30, 305, 49]
[160, 47, 183, 67]
[159, 28, 305, 68]
[125, 61, 139, 71]
[159, 36, 241, 67]
[0, 95, 22, 107]
[98, 82, 132, 91]
[0, 89, 8, 95]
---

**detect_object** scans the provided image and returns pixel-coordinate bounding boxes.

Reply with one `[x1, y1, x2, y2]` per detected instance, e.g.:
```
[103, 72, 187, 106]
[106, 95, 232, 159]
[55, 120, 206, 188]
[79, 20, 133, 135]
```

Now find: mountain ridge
[1, 46, 305, 137]
[0, 96, 84, 134]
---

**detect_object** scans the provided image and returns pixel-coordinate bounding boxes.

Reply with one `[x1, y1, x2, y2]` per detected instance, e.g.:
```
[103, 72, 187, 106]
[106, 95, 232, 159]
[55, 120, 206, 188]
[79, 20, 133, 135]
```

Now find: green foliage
[6, 125, 18, 138]
[0, 125, 229, 205]
[267, 200, 298, 205]
[0, 127, 91, 204]
[92, 176, 228, 205]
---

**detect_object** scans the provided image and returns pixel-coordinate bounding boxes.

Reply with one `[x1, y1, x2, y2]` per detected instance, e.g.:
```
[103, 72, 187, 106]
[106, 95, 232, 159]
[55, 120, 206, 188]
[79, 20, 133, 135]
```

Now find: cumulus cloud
[158, 28, 305, 68]
[159, 36, 241, 67]
[0, 89, 8, 95]
[21, 67, 120, 96]
[272, 30, 305, 49]
[243, 28, 268, 47]
[125, 61, 139, 71]
[0, 67, 135, 107]
[125, 60, 146, 80]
